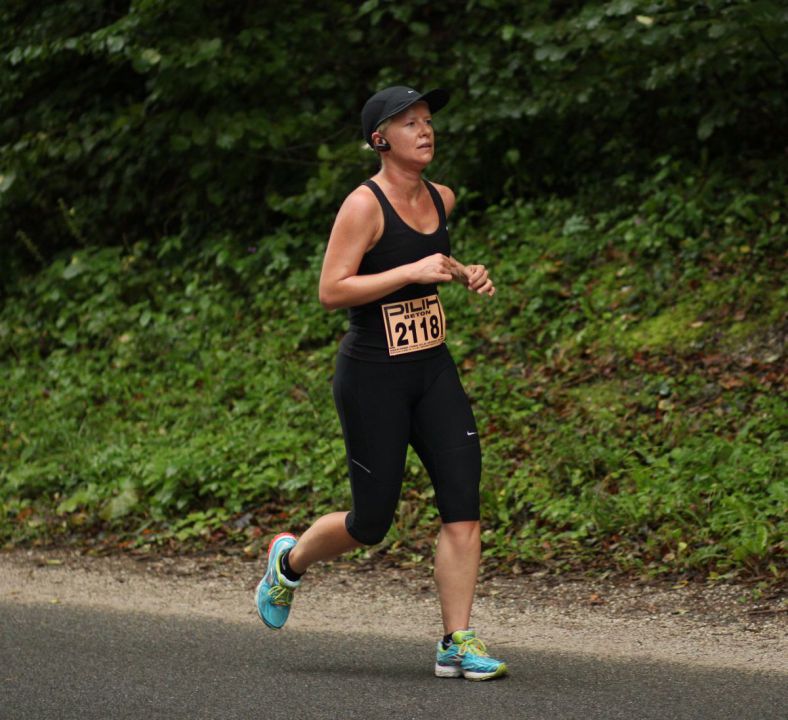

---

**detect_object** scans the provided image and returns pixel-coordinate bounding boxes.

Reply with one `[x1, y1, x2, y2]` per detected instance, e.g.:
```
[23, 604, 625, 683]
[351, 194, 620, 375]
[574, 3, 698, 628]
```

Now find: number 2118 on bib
[381, 294, 446, 356]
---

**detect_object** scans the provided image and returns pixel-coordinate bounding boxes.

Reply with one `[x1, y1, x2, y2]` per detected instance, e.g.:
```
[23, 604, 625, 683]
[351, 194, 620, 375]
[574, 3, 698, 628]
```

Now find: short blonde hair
[375, 118, 392, 136]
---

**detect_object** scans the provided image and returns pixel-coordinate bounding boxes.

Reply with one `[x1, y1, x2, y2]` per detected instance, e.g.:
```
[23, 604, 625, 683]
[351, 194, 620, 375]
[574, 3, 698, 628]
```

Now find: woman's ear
[371, 132, 391, 152]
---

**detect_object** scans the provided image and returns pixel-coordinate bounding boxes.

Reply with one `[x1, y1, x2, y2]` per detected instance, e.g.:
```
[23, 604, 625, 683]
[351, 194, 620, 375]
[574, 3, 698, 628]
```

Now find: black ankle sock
[442, 633, 454, 649]
[280, 548, 303, 582]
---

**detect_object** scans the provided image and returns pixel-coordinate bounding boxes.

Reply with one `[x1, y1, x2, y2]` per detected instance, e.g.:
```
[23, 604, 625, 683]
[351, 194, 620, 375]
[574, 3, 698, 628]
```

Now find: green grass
[1, 166, 786, 579]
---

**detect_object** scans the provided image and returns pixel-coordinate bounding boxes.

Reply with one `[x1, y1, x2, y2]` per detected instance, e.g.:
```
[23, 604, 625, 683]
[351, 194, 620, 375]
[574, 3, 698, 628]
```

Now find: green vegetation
[1, 1, 786, 579]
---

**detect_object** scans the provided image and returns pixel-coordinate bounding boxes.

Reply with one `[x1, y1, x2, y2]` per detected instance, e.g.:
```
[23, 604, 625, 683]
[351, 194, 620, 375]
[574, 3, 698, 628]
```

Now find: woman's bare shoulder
[329, 183, 383, 249]
[338, 183, 379, 217]
[429, 182, 456, 216]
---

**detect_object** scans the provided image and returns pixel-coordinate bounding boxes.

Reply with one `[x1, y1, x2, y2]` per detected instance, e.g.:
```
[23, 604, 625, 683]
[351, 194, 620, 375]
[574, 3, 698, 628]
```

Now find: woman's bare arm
[319, 188, 454, 310]
[433, 183, 496, 297]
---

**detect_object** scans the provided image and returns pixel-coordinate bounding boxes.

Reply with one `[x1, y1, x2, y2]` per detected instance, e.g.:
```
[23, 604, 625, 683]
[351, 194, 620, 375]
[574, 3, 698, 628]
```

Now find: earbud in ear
[373, 137, 391, 152]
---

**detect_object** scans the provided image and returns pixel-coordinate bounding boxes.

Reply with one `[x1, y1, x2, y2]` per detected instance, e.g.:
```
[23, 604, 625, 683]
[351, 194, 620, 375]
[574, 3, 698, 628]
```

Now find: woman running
[255, 85, 507, 681]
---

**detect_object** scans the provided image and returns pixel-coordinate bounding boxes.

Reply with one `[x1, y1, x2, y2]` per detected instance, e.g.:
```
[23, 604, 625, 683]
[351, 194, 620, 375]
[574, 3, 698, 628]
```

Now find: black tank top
[338, 179, 452, 362]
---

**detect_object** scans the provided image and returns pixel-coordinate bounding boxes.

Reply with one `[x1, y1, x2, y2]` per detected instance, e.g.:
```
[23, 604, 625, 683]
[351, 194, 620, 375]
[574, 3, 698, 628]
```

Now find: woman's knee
[345, 513, 392, 546]
[440, 519, 480, 544]
[347, 526, 389, 546]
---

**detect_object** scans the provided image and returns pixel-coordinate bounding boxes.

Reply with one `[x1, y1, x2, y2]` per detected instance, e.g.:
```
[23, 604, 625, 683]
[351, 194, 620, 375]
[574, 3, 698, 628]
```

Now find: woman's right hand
[407, 253, 455, 284]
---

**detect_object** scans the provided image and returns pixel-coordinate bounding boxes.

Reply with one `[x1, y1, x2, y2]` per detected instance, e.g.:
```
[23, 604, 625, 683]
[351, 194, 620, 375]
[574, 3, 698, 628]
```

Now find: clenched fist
[464, 264, 495, 296]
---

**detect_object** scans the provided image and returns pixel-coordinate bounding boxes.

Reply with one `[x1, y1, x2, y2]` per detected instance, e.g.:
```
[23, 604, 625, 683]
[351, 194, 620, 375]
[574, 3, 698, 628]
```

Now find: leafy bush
[2, 1, 784, 576]
[2, 1, 786, 289]
[1, 165, 784, 577]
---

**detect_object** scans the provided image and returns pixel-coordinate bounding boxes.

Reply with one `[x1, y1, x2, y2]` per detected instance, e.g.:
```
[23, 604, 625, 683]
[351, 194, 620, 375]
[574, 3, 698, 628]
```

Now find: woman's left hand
[464, 264, 496, 297]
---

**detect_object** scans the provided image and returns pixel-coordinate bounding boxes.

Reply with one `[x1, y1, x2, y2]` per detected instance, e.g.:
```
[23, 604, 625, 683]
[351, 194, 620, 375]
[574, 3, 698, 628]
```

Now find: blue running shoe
[434, 629, 508, 681]
[255, 532, 300, 630]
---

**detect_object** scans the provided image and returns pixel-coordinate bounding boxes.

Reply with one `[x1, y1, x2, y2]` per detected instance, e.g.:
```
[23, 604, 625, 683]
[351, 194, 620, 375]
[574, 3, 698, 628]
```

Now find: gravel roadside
[1, 548, 785, 675]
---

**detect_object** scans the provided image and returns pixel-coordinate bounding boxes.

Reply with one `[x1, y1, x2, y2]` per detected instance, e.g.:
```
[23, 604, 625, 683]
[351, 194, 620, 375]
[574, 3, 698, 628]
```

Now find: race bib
[381, 294, 446, 356]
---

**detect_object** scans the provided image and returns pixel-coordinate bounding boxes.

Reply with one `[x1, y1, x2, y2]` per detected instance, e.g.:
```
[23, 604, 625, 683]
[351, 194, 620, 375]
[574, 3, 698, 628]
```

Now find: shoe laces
[267, 583, 294, 607]
[457, 636, 489, 657]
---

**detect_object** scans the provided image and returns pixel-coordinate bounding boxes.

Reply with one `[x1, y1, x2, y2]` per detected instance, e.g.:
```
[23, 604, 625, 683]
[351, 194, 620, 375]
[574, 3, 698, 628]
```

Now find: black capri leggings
[332, 348, 481, 546]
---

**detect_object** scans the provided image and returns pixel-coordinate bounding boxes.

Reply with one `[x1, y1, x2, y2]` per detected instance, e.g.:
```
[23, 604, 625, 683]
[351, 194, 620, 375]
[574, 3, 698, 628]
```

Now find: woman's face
[377, 101, 435, 165]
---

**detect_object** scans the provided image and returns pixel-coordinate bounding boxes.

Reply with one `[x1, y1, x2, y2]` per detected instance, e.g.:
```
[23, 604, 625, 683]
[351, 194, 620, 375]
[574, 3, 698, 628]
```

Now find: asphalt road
[1, 601, 785, 720]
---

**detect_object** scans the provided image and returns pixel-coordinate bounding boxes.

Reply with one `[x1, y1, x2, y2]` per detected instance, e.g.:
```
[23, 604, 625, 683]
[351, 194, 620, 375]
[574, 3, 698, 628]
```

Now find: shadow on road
[2, 602, 785, 720]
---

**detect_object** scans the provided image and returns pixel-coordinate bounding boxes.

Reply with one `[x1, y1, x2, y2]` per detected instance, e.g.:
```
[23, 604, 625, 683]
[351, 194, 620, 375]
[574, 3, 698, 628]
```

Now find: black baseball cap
[361, 86, 450, 146]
